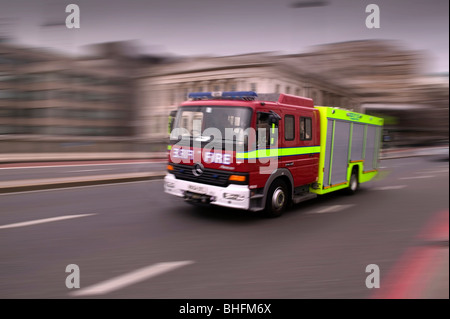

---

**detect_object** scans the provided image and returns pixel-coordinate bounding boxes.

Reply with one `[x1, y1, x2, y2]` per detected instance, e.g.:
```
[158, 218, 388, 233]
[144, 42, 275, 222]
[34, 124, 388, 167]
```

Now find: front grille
[171, 163, 232, 187]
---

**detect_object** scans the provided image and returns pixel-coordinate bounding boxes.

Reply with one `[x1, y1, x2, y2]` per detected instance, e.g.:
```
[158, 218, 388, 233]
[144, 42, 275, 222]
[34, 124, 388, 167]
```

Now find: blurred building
[284, 40, 424, 103]
[1, 38, 448, 153]
[137, 53, 360, 140]
[283, 40, 449, 147]
[0, 40, 166, 153]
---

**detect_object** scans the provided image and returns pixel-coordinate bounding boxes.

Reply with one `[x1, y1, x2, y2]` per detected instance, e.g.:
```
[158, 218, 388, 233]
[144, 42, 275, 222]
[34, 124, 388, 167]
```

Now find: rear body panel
[311, 106, 384, 195]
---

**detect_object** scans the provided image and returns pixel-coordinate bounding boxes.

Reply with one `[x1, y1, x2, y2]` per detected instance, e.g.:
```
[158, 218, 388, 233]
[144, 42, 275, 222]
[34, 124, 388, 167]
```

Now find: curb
[380, 153, 441, 160]
[0, 172, 166, 194]
[381, 155, 424, 160]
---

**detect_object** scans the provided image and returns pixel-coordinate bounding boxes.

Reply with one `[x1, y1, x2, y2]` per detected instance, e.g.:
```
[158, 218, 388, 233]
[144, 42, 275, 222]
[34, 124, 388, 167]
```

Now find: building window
[0, 125, 16, 134]
[300, 117, 312, 140]
[286, 86, 291, 94]
[250, 83, 257, 92]
[295, 88, 301, 96]
[284, 115, 295, 141]
[170, 89, 175, 105]
[312, 91, 318, 104]
[30, 108, 48, 118]
[0, 90, 15, 100]
[0, 109, 15, 117]
[275, 84, 280, 93]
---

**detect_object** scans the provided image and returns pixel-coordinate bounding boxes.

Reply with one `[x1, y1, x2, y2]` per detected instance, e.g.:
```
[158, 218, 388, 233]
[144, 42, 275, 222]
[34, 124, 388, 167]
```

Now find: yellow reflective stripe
[280, 146, 321, 156]
[237, 149, 279, 159]
[236, 146, 320, 159]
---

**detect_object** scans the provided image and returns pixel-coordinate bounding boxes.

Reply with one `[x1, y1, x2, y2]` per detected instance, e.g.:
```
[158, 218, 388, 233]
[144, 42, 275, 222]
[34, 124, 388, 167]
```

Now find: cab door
[280, 108, 319, 187]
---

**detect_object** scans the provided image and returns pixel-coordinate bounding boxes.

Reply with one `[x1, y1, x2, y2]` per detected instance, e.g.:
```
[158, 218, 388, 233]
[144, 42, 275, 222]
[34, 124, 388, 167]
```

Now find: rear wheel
[264, 179, 289, 218]
[346, 169, 359, 195]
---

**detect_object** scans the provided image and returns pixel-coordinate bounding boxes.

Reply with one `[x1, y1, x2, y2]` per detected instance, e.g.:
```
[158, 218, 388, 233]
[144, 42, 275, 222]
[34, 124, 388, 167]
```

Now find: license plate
[188, 184, 206, 193]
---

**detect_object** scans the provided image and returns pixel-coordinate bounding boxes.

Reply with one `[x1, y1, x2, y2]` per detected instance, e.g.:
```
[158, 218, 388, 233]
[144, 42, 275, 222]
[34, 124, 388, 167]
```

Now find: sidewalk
[0, 171, 166, 194]
[0, 152, 168, 193]
[0, 152, 167, 164]
[381, 146, 449, 160]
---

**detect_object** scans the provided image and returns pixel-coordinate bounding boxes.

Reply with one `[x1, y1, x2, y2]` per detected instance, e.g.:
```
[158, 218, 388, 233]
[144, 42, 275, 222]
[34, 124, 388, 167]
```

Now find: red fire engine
[164, 91, 383, 217]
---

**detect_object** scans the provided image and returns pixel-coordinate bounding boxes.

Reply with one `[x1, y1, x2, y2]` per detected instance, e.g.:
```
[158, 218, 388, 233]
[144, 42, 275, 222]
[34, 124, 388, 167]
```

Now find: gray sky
[0, 0, 448, 72]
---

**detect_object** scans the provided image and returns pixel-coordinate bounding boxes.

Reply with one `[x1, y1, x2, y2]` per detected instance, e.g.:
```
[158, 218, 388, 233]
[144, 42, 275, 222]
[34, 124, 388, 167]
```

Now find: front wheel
[264, 180, 289, 218]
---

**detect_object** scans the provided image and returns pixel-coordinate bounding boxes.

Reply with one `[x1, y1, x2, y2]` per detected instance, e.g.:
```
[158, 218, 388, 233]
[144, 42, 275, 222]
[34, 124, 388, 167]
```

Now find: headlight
[223, 193, 245, 201]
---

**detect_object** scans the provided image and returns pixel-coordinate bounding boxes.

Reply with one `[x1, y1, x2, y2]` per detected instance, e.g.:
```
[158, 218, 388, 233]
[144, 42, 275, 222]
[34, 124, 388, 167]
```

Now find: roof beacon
[188, 91, 258, 101]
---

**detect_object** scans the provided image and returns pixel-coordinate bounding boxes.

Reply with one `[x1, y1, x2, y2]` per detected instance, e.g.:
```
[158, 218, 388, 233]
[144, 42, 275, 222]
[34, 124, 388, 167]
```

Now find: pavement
[0, 171, 166, 194]
[0, 152, 167, 163]
[380, 146, 449, 160]
[0, 147, 448, 299]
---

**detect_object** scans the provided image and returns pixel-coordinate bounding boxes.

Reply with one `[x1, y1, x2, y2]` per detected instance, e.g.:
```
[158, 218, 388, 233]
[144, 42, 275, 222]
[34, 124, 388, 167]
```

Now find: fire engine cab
[164, 91, 384, 217]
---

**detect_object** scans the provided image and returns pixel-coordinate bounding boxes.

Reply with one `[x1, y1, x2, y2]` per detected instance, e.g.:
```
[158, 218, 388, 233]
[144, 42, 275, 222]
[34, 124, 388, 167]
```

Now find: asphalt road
[0, 156, 448, 299]
[0, 161, 166, 181]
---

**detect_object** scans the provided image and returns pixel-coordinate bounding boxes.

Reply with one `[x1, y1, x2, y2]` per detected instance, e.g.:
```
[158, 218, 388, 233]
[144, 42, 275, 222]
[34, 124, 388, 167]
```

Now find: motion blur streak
[372, 210, 449, 299]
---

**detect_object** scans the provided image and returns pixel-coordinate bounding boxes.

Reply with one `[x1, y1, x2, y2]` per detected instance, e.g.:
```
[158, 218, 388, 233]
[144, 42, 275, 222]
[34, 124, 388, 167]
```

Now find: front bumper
[164, 173, 250, 210]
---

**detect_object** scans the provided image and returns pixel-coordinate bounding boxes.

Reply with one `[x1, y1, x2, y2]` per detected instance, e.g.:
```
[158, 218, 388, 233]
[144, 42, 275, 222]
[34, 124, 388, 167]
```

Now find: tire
[264, 179, 289, 218]
[346, 169, 359, 195]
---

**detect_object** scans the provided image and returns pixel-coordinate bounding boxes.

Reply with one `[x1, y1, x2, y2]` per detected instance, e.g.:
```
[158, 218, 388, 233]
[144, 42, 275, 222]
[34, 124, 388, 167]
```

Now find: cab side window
[257, 112, 277, 148]
[284, 115, 295, 141]
[300, 117, 312, 140]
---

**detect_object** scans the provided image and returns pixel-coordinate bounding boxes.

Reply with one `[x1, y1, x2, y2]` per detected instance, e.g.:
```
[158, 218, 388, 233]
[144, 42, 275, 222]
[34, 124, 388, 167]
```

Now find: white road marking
[0, 213, 96, 230]
[419, 169, 448, 174]
[0, 180, 163, 196]
[372, 185, 407, 190]
[70, 261, 195, 297]
[315, 204, 355, 214]
[399, 175, 435, 180]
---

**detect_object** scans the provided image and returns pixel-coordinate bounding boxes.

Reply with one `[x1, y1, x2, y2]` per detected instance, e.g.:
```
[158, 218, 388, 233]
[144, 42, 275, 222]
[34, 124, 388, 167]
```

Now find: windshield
[170, 105, 252, 149]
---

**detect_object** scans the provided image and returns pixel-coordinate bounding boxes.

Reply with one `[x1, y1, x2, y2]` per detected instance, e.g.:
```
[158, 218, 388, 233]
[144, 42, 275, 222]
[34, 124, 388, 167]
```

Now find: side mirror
[268, 111, 281, 126]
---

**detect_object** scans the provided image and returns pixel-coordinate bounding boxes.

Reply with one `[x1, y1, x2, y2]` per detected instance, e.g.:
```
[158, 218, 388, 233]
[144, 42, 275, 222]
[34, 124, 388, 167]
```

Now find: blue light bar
[187, 91, 258, 101]
[222, 91, 258, 99]
[188, 92, 213, 99]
